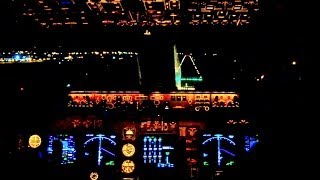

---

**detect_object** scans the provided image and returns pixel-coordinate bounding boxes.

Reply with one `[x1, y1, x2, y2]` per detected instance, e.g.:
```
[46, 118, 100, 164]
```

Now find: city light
[0, 50, 139, 64]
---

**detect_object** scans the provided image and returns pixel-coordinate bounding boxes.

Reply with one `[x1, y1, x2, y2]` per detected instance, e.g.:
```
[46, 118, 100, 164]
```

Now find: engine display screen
[47, 134, 76, 165]
[142, 135, 176, 168]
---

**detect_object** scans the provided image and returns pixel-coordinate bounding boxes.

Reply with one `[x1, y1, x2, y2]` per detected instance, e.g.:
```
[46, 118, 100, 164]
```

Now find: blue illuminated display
[47, 134, 76, 165]
[84, 134, 116, 166]
[202, 134, 236, 167]
[143, 136, 175, 168]
[244, 135, 259, 152]
[60, 0, 73, 5]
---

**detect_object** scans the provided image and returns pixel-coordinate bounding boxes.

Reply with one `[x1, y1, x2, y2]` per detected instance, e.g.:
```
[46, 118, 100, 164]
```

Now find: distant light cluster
[0, 50, 138, 64]
[22, 0, 259, 28]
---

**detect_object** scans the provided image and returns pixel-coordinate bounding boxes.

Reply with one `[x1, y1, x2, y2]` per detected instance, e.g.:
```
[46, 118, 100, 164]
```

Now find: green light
[181, 77, 203, 81]
[226, 161, 235, 166]
[105, 161, 115, 166]
[203, 161, 209, 166]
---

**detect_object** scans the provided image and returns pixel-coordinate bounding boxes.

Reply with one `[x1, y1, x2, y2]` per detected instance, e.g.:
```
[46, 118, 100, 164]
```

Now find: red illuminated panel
[169, 93, 195, 109]
[149, 93, 166, 105]
[67, 91, 240, 110]
[52, 116, 103, 130]
[149, 92, 195, 110]
[68, 93, 95, 107]
[102, 93, 145, 110]
[68, 91, 145, 109]
[211, 93, 239, 107]
[140, 120, 177, 133]
[191, 92, 211, 111]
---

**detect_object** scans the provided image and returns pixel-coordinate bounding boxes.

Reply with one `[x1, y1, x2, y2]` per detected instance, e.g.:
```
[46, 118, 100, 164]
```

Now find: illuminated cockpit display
[47, 134, 76, 165]
[142, 135, 175, 168]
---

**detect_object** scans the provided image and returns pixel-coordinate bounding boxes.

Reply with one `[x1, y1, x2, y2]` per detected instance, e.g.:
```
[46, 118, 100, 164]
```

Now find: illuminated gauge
[28, 134, 41, 148]
[122, 143, 135, 157]
[123, 128, 135, 140]
[90, 172, 99, 180]
[84, 134, 116, 166]
[121, 160, 135, 174]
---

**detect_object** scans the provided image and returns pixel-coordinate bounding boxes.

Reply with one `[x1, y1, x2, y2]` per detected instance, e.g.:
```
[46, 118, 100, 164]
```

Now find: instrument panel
[15, 118, 260, 179]
[67, 91, 240, 111]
